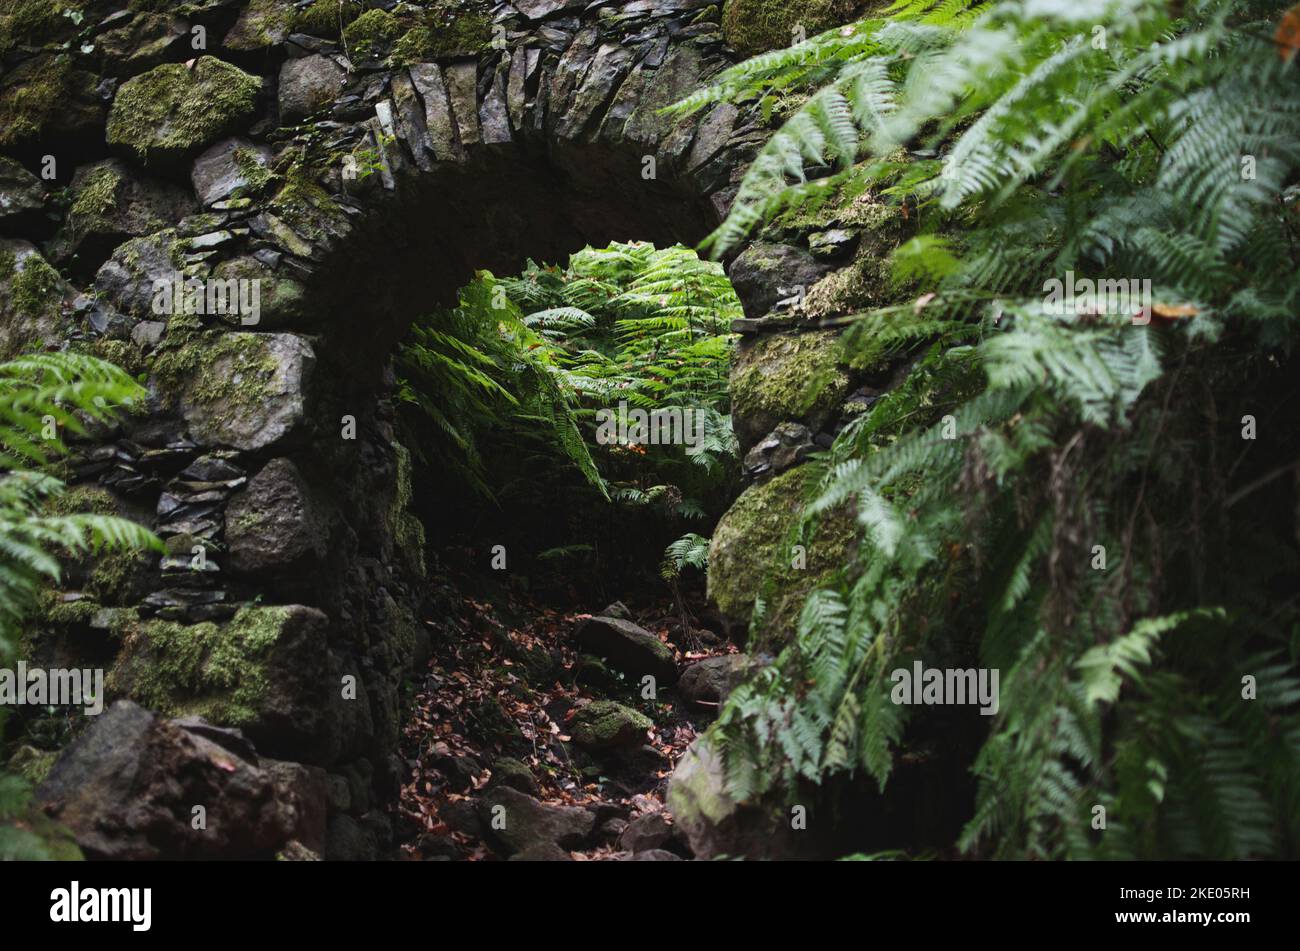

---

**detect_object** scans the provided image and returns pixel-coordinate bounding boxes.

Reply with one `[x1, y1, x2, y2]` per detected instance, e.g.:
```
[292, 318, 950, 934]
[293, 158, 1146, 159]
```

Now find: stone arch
[1, 0, 886, 859]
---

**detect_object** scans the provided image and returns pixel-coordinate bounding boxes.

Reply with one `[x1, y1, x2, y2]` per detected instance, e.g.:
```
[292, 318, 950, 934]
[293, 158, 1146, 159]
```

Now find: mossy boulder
[223, 0, 298, 51]
[106, 58, 262, 166]
[106, 603, 329, 751]
[667, 732, 805, 858]
[488, 756, 540, 796]
[720, 0, 860, 56]
[52, 159, 196, 271]
[0, 54, 104, 150]
[730, 330, 851, 450]
[569, 700, 652, 751]
[0, 0, 83, 54]
[0, 239, 70, 359]
[707, 464, 857, 645]
[151, 331, 315, 452]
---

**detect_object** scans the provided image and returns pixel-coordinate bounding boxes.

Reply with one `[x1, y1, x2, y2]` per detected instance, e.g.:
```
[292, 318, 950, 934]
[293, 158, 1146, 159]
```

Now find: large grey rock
[179, 332, 314, 452]
[727, 241, 830, 319]
[741, 422, 814, 481]
[667, 734, 802, 860]
[0, 157, 42, 228]
[572, 615, 677, 684]
[36, 701, 304, 860]
[226, 458, 329, 574]
[191, 138, 273, 207]
[555, 42, 634, 141]
[278, 54, 346, 124]
[478, 786, 595, 857]
[93, 230, 182, 318]
[619, 811, 674, 853]
[677, 654, 758, 707]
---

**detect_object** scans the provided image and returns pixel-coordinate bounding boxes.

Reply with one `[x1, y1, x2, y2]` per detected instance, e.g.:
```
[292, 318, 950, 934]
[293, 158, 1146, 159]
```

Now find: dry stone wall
[0, 0, 900, 858]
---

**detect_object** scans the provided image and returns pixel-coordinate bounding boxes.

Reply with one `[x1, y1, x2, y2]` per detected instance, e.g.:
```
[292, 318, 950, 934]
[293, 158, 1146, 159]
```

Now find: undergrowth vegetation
[395, 242, 740, 575]
[673, 0, 1300, 858]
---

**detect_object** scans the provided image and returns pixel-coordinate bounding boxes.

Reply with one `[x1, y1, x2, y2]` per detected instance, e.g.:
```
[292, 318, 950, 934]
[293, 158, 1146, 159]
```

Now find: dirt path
[395, 567, 730, 860]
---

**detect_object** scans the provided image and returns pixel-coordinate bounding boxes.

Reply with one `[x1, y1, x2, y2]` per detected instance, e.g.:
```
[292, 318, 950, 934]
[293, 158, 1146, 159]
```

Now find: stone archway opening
[1, 0, 774, 861]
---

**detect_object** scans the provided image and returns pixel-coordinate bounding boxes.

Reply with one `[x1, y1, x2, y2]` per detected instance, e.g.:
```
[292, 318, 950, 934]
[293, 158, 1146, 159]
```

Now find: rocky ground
[395, 555, 748, 861]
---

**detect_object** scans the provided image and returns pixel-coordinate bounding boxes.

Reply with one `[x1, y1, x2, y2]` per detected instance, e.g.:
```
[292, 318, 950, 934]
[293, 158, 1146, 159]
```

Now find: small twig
[1225, 458, 1300, 509]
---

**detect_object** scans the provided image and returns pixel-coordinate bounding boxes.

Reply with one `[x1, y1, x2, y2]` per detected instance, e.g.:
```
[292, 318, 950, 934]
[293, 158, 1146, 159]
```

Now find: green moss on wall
[106, 58, 261, 163]
[389, 2, 493, 64]
[342, 7, 401, 60]
[707, 464, 857, 645]
[151, 331, 281, 418]
[107, 604, 294, 727]
[292, 0, 364, 38]
[721, 0, 858, 56]
[0, 53, 75, 147]
[731, 330, 850, 437]
[0, 0, 81, 53]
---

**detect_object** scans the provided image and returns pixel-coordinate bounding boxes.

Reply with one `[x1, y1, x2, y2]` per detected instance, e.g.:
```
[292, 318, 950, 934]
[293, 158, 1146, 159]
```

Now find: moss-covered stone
[0, 53, 101, 148]
[569, 700, 653, 750]
[342, 7, 402, 61]
[0, 241, 68, 359]
[7, 745, 58, 786]
[720, 0, 859, 56]
[730, 330, 851, 449]
[69, 165, 121, 222]
[106, 58, 261, 165]
[224, 0, 297, 51]
[707, 464, 857, 645]
[106, 604, 316, 730]
[0, 0, 82, 54]
[388, 2, 493, 64]
[151, 330, 312, 451]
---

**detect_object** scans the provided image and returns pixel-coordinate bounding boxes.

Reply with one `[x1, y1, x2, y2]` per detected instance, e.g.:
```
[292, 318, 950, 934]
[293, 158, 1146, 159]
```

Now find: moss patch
[107, 604, 294, 726]
[570, 700, 653, 749]
[389, 2, 493, 64]
[0, 54, 77, 147]
[342, 7, 401, 59]
[292, 0, 364, 38]
[708, 464, 857, 645]
[106, 58, 261, 164]
[731, 330, 850, 444]
[9, 250, 62, 319]
[0, 0, 82, 54]
[390, 442, 427, 578]
[68, 163, 123, 227]
[721, 0, 859, 56]
[152, 330, 277, 408]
